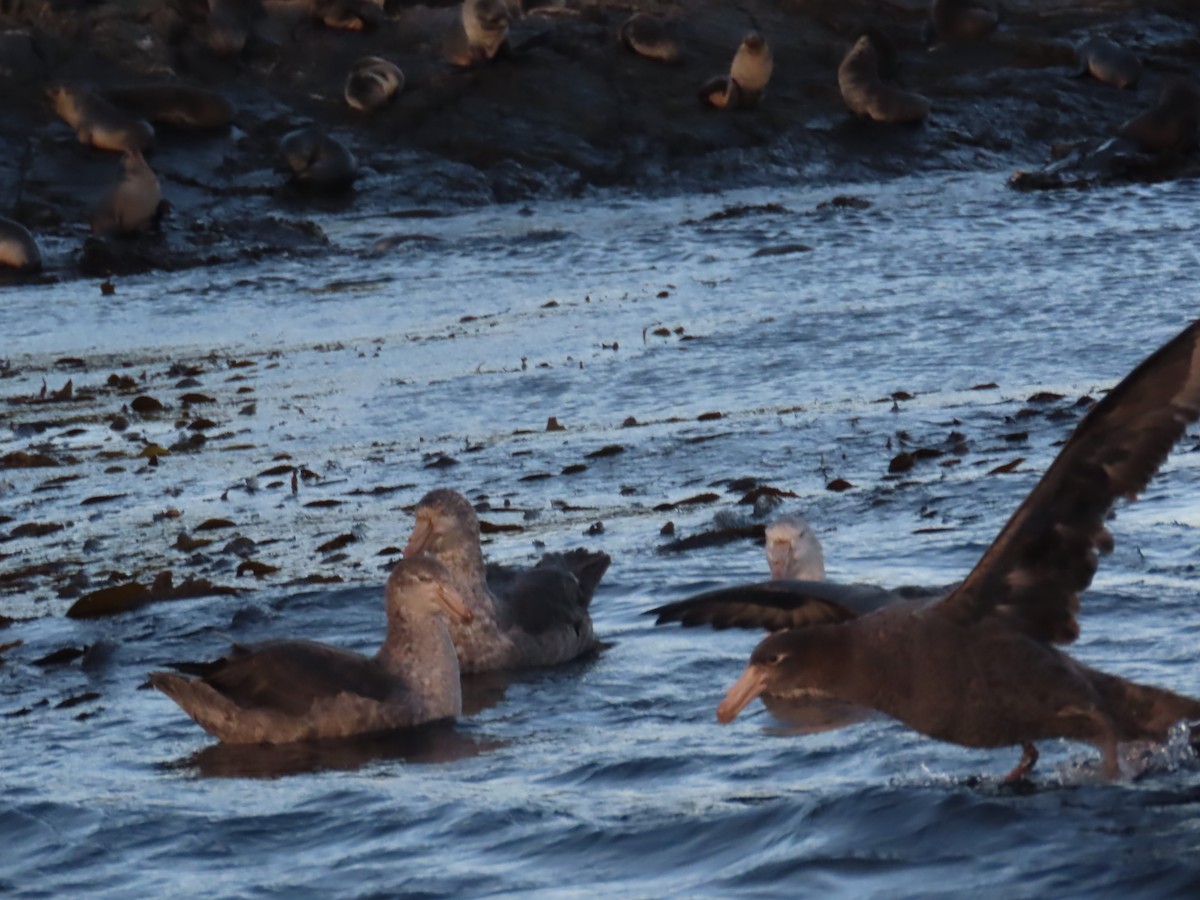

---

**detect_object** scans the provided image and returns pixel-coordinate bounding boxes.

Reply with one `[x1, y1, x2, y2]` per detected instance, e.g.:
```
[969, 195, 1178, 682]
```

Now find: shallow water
[4, 172, 1200, 897]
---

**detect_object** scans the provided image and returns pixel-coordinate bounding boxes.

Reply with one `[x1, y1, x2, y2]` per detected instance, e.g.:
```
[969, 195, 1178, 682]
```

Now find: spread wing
[936, 319, 1200, 643]
[489, 550, 611, 635]
[647, 580, 906, 631]
[201, 640, 394, 715]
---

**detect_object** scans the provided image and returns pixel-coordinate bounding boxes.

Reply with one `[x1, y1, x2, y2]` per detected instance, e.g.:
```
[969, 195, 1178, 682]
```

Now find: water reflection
[166, 721, 507, 779]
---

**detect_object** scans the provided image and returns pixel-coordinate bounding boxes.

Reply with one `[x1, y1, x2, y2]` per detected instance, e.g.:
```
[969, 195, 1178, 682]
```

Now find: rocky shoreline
[0, 0, 1197, 278]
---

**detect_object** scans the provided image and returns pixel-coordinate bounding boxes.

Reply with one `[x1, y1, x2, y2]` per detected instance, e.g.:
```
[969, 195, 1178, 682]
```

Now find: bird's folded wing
[203, 640, 395, 715]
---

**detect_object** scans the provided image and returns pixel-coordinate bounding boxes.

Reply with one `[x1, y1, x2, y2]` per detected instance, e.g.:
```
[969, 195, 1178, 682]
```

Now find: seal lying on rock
[444, 0, 511, 67]
[699, 32, 773, 110]
[103, 85, 234, 131]
[1075, 37, 1141, 90]
[91, 149, 164, 236]
[47, 85, 154, 152]
[929, 0, 997, 43]
[838, 33, 930, 125]
[279, 127, 358, 189]
[718, 318, 1200, 782]
[345, 57, 404, 112]
[1118, 76, 1200, 154]
[0, 216, 41, 272]
[312, 0, 383, 32]
[618, 13, 683, 65]
[206, 0, 262, 57]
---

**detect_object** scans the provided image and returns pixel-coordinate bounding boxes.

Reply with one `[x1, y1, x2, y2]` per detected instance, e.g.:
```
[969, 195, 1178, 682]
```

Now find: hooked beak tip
[717, 665, 766, 724]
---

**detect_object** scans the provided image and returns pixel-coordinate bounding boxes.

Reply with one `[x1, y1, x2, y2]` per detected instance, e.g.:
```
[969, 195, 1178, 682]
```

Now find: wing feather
[203, 640, 394, 715]
[935, 319, 1200, 643]
[648, 580, 903, 631]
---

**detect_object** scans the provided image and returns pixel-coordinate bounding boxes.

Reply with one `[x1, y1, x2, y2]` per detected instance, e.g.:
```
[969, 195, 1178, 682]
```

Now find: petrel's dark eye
[762, 651, 787, 667]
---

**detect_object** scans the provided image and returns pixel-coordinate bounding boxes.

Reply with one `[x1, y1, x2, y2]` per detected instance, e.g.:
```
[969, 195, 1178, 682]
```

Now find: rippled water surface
[5, 173, 1200, 897]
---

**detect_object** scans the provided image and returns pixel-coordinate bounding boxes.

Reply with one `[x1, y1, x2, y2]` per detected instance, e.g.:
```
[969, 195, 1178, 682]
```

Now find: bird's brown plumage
[719, 319, 1200, 780]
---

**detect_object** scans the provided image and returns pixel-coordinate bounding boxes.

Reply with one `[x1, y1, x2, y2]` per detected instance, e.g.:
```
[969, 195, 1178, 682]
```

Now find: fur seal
[929, 0, 998, 43]
[312, 0, 383, 31]
[0, 216, 41, 272]
[700, 32, 773, 110]
[102, 85, 234, 131]
[618, 13, 683, 65]
[91, 149, 164, 236]
[46, 85, 154, 153]
[1075, 37, 1141, 90]
[279, 127, 358, 190]
[1117, 76, 1200, 154]
[729, 32, 773, 108]
[838, 34, 931, 125]
[345, 57, 404, 112]
[206, 0, 262, 57]
[444, 0, 511, 67]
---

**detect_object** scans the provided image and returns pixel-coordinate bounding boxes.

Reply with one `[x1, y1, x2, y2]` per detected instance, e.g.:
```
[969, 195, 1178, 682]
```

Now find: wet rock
[33, 646, 86, 667]
[55, 691, 101, 709]
[479, 520, 522, 534]
[316, 533, 358, 553]
[988, 458, 1025, 475]
[1, 450, 59, 468]
[658, 522, 763, 553]
[653, 492, 721, 512]
[817, 195, 871, 210]
[751, 242, 813, 258]
[196, 518, 236, 531]
[5, 521, 66, 540]
[179, 392, 216, 405]
[130, 395, 165, 415]
[1027, 391, 1064, 404]
[236, 559, 279, 578]
[222, 536, 257, 556]
[66, 571, 238, 618]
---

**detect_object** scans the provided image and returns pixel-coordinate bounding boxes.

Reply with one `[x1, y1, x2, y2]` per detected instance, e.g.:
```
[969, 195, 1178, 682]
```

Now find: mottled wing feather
[648, 580, 900, 631]
[936, 319, 1200, 643]
[492, 550, 611, 635]
[203, 640, 394, 715]
[555, 548, 612, 607]
[498, 566, 586, 636]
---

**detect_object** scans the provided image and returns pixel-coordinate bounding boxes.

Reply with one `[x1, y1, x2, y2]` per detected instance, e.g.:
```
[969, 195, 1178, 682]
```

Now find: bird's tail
[561, 549, 611, 606]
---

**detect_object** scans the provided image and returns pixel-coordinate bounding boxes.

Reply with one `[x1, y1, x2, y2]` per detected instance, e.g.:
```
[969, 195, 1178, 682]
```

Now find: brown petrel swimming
[404, 488, 611, 673]
[150, 557, 472, 744]
[648, 513, 946, 732]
